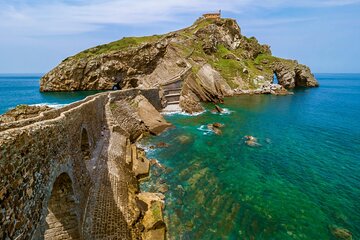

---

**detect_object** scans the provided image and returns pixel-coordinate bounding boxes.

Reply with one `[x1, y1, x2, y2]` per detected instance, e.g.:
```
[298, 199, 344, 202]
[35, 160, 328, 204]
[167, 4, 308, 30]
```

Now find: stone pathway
[82, 126, 132, 240]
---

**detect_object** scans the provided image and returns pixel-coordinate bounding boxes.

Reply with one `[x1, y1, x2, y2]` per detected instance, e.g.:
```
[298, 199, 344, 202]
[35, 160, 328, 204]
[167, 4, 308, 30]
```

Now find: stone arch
[44, 172, 80, 239]
[81, 127, 91, 161]
[273, 72, 279, 84]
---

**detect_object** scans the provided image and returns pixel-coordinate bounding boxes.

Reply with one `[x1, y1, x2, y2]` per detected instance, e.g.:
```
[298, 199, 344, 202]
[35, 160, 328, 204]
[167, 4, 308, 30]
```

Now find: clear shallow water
[141, 74, 360, 239]
[0, 74, 103, 114]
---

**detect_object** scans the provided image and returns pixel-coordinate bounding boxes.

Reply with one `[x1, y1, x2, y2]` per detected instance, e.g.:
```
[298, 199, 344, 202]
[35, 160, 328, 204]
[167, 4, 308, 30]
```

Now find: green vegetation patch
[210, 45, 243, 88]
[70, 35, 163, 60]
[254, 54, 276, 65]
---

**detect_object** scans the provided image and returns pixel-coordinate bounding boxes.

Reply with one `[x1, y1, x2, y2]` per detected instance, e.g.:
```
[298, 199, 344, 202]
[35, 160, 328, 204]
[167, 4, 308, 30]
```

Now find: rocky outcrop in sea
[40, 17, 318, 113]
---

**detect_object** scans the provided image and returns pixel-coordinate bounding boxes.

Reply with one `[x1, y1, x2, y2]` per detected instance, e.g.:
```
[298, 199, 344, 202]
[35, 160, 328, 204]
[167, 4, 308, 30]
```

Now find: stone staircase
[162, 82, 182, 112]
[160, 60, 192, 113]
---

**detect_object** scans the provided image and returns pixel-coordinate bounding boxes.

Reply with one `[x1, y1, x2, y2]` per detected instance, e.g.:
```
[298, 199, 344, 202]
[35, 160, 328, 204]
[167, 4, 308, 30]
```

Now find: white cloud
[0, 0, 359, 36]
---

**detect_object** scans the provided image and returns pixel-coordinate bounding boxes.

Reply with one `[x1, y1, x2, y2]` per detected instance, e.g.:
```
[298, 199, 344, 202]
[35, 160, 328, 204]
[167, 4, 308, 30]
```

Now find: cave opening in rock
[273, 72, 279, 84]
[81, 128, 91, 161]
[44, 173, 80, 240]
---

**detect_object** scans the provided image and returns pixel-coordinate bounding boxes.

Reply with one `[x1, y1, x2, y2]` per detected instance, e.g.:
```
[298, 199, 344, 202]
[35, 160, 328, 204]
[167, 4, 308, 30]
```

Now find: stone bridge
[0, 88, 164, 240]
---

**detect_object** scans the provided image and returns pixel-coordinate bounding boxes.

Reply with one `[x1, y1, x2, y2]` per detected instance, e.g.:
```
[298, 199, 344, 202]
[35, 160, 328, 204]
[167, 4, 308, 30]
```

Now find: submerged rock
[176, 135, 192, 144]
[330, 226, 353, 240]
[157, 184, 169, 193]
[245, 140, 261, 147]
[245, 135, 257, 141]
[244, 135, 261, 147]
[156, 142, 169, 148]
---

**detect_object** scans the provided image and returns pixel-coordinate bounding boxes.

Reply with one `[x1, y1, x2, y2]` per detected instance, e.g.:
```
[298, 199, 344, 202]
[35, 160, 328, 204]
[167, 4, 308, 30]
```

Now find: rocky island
[0, 15, 319, 240]
[41, 17, 318, 113]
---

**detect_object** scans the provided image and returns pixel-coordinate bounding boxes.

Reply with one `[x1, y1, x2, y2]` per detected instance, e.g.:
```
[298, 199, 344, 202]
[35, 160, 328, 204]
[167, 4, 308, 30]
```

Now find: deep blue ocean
[140, 73, 360, 239]
[0, 74, 102, 114]
[1, 73, 359, 239]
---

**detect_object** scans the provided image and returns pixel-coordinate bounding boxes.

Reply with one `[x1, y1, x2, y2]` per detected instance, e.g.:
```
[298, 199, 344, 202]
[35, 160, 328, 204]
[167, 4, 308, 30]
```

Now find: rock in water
[207, 124, 222, 135]
[244, 135, 261, 147]
[330, 226, 352, 240]
[176, 135, 192, 144]
[246, 140, 261, 147]
[137, 192, 166, 240]
[156, 142, 169, 148]
[214, 105, 224, 113]
[134, 95, 172, 135]
[272, 61, 319, 89]
[213, 122, 224, 128]
[157, 184, 169, 193]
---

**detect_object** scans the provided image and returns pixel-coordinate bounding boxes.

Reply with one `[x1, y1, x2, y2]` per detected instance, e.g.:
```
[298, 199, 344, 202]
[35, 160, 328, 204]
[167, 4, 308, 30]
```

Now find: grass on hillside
[69, 35, 163, 60]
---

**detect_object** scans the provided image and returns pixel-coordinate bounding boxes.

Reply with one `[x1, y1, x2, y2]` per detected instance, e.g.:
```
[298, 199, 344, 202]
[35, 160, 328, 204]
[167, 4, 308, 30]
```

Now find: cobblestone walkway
[82, 128, 131, 240]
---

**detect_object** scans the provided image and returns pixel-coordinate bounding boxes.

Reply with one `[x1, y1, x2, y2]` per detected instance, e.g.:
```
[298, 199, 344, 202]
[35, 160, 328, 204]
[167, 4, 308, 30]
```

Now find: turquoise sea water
[0, 74, 102, 114]
[141, 74, 360, 239]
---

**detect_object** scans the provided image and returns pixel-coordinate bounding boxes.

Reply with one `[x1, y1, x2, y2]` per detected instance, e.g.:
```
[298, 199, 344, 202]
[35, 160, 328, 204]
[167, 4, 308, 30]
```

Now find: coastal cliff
[40, 18, 318, 113]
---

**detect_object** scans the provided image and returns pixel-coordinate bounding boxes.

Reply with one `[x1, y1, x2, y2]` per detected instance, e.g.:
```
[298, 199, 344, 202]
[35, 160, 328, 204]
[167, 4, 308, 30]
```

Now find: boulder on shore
[134, 95, 172, 135]
[137, 192, 166, 240]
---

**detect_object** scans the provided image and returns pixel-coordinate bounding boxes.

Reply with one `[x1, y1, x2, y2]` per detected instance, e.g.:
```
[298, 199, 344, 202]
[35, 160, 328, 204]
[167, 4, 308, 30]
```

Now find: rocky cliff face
[272, 60, 319, 88]
[41, 37, 168, 91]
[40, 17, 318, 112]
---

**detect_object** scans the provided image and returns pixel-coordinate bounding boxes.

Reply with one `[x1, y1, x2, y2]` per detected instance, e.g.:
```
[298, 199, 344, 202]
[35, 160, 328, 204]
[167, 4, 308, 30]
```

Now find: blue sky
[0, 0, 359, 73]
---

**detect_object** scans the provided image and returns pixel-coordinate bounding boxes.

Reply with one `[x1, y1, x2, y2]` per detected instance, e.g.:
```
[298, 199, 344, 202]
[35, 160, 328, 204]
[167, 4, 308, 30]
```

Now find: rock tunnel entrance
[81, 128, 91, 161]
[44, 173, 80, 240]
[273, 72, 279, 84]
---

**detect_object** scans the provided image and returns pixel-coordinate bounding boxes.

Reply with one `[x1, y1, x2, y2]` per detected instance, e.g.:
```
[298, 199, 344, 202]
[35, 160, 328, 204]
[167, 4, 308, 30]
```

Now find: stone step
[162, 104, 182, 113]
[165, 96, 180, 103]
[163, 88, 182, 94]
[167, 100, 180, 105]
[164, 93, 181, 98]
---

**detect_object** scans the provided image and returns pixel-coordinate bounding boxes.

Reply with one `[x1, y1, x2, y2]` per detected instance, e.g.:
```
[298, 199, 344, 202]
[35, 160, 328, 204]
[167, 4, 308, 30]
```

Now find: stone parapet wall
[0, 94, 102, 132]
[0, 87, 162, 240]
[0, 93, 108, 239]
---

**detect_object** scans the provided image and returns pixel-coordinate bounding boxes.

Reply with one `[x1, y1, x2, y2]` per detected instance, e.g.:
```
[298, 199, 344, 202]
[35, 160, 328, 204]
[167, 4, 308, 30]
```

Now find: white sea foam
[137, 144, 152, 153]
[221, 108, 233, 115]
[210, 108, 233, 115]
[30, 103, 68, 109]
[162, 110, 206, 116]
[197, 124, 213, 135]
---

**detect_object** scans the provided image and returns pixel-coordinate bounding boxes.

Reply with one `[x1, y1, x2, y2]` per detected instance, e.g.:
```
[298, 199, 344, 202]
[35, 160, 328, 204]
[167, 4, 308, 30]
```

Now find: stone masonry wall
[0, 94, 107, 239]
[0, 88, 162, 240]
[44, 173, 80, 240]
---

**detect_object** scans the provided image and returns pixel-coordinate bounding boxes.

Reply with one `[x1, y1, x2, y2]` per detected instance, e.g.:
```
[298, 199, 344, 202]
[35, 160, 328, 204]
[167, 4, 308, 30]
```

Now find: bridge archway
[81, 127, 91, 161]
[44, 173, 80, 240]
